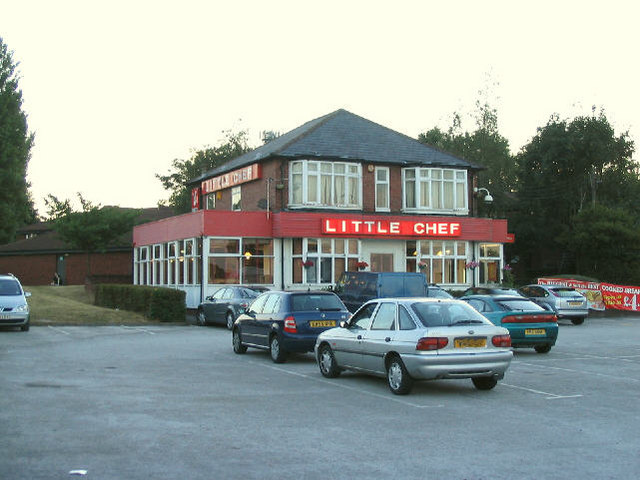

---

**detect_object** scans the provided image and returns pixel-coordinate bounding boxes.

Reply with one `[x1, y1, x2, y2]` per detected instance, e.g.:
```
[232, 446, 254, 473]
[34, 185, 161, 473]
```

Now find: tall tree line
[419, 104, 639, 284]
[0, 37, 36, 244]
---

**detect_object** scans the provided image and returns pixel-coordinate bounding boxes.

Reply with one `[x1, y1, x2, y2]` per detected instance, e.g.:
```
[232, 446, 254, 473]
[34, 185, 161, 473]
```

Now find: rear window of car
[495, 299, 545, 312]
[549, 287, 579, 297]
[291, 294, 345, 312]
[0, 279, 22, 296]
[411, 302, 488, 327]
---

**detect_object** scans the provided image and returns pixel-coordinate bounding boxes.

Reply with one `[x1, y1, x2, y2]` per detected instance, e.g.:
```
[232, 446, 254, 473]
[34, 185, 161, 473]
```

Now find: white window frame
[402, 167, 468, 215]
[288, 160, 362, 210]
[375, 166, 390, 212]
[231, 187, 241, 211]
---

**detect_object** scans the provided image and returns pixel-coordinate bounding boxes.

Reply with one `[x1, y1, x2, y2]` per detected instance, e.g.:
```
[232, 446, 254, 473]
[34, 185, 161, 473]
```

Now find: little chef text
[322, 218, 461, 237]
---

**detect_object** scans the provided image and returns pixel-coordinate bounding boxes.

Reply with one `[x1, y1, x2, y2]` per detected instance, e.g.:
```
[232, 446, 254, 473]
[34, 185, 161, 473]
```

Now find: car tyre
[318, 344, 341, 378]
[571, 317, 585, 325]
[21, 323, 30, 332]
[472, 376, 498, 390]
[232, 328, 247, 354]
[535, 344, 552, 354]
[386, 356, 413, 395]
[269, 335, 287, 363]
[196, 308, 207, 326]
[226, 312, 235, 330]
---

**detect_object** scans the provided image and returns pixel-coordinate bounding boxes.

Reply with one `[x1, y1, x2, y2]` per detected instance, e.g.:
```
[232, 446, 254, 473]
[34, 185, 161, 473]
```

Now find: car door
[331, 302, 377, 368]
[359, 302, 397, 374]
[253, 293, 282, 347]
[240, 293, 269, 345]
[203, 288, 227, 322]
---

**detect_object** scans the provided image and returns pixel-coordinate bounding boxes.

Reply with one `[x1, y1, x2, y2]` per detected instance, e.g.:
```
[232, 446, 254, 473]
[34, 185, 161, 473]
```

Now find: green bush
[95, 285, 186, 322]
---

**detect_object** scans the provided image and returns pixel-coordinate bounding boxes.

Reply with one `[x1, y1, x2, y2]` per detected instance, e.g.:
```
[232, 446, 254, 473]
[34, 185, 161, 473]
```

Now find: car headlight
[14, 303, 29, 313]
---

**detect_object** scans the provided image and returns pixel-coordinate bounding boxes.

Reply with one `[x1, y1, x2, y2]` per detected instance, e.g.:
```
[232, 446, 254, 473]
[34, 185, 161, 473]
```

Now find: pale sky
[2, 0, 638, 215]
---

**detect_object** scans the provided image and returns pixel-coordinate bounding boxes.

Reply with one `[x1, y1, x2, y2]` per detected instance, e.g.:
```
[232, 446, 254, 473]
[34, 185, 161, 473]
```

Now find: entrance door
[56, 255, 66, 285]
[370, 253, 393, 272]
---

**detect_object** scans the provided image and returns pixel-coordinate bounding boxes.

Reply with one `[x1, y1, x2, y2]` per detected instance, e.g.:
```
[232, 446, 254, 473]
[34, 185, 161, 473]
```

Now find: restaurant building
[133, 109, 513, 308]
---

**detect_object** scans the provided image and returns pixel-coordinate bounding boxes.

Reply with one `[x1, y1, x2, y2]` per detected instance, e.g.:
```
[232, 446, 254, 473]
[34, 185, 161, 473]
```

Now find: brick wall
[0, 251, 133, 286]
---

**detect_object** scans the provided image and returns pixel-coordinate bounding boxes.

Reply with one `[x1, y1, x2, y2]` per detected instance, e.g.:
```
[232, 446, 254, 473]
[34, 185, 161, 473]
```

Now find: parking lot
[1, 314, 639, 480]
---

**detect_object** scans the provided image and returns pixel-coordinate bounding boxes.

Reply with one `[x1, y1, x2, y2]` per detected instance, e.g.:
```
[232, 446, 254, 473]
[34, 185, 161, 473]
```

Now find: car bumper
[281, 334, 320, 353]
[401, 350, 513, 381]
[555, 308, 589, 318]
[504, 324, 558, 348]
[0, 313, 30, 327]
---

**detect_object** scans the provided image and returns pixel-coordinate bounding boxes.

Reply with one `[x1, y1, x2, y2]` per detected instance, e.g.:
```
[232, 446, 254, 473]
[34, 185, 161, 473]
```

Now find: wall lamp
[474, 187, 494, 204]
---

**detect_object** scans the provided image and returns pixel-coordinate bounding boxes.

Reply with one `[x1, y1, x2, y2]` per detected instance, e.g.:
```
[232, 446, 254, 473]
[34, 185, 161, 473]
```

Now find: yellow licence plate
[309, 320, 336, 328]
[454, 337, 486, 348]
[525, 329, 546, 335]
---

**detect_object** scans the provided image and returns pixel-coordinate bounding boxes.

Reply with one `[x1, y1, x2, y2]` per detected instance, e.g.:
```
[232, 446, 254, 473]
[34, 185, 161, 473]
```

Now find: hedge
[94, 284, 186, 322]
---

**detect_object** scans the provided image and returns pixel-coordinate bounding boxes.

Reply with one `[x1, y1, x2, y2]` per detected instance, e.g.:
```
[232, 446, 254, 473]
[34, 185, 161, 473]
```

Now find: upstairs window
[289, 160, 361, 209]
[402, 167, 468, 214]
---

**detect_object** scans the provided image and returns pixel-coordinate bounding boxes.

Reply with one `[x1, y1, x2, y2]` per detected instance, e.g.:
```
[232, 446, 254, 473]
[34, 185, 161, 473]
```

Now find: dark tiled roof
[190, 109, 482, 184]
[0, 206, 175, 255]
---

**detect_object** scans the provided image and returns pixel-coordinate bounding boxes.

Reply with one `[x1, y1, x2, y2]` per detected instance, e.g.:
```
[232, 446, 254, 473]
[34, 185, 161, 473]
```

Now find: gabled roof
[190, 109, 482, 184]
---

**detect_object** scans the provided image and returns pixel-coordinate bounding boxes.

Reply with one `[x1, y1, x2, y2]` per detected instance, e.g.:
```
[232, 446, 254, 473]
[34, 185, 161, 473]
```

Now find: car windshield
[0, 279, 22, 296]
[549, 287, 580, 297]
[495, 299, 545, 312]
[291, 294, 345, 312]
[411, 302, 488, 327]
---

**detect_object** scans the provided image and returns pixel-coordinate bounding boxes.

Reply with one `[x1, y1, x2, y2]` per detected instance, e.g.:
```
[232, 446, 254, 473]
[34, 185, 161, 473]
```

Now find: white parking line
[515, 361, 640, 383]
[248, 360, 444, 409]
[119, 326, 156, 335]
[500, 382, 583, 400]
[47, 326, 71, 335]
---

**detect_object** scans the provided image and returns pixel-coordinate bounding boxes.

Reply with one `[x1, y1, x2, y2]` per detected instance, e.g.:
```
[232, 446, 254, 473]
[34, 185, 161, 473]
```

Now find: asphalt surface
[1, 313, 639, 479]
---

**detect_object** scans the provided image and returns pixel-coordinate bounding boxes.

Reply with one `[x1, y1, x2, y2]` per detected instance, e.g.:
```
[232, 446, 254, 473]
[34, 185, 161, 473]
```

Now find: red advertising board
[538, 278, 640, 312]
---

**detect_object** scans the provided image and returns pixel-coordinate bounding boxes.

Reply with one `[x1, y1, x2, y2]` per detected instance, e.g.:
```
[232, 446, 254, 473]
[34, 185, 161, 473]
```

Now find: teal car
[461, 295, 558, 353]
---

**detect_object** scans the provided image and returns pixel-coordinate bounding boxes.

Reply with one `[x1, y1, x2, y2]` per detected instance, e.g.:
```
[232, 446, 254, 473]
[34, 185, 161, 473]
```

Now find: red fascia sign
[201, 163, 261, 194]
[322, 218, 461, 237]
[191, 187, 200, 211]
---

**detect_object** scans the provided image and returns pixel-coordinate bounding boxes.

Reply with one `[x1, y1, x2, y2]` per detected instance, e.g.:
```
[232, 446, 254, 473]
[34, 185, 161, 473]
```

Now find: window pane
[210, 239, 240, 254]
[308, 174, 318, 202]
[335, 239, 345, 254]
[307, 239, 317, 253]
[443, 182, 454, 209]
[209, 257, 240, 284]
[335, 258, 345, 281]
[293, 238, 302, 255]
[335, 176, 345, 205]
[292, 173, 302, 204]
[321, 239, 332, 254]
[376, 184, 388, 209]
[243, 238, 273, 256]
[348, 239, 358, 255]
[320, 258, 332, 283]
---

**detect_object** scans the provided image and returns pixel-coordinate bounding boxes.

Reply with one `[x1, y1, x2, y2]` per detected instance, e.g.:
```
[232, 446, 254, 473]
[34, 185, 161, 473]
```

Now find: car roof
[462, 294, 533, 301]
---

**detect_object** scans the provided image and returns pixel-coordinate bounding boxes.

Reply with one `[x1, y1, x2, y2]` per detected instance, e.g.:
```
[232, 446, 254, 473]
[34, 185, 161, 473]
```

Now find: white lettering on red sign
[201, 164, 261, 194]
[322, 219, 461, 237]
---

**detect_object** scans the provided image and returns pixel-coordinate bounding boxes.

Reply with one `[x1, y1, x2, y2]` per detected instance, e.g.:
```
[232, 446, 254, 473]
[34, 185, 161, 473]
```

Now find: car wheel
[571, 317, 585, 325]
[318, 344, 341, 378]
[21, 324, 30, 332]
[232, 328, 247, 354]
[226, 312, 235, 330]
[196, 308, 207, 326]
[386, 355, 413, 395]
[269, 335, 287, 363]
[472, 376, 498, 390]
[535, 344, 552, 354]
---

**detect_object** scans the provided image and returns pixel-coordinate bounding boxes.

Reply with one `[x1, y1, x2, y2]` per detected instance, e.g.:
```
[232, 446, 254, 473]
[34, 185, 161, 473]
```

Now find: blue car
[232, 290, 351, 363]
[461, 295, 558, 353]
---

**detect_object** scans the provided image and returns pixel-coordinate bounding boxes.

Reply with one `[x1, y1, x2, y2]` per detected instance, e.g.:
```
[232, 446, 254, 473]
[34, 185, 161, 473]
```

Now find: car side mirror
[339, 320, 348, 328]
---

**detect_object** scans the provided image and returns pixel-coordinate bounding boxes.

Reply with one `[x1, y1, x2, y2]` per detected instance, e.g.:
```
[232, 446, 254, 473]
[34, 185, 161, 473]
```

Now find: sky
[2, 0, 639, 215]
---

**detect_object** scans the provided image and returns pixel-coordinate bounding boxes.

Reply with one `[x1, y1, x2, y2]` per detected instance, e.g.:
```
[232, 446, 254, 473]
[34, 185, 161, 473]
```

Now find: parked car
[196, 286, 268, 329]
[315, 298, 513, 395]
[461, 295, 558, 353]
[462, 286, 523, 297]
[232, 290, 350, 363]
[518, 284, 589, 325]
[0, 274, 31, 332]
[333, 271, 452, 312]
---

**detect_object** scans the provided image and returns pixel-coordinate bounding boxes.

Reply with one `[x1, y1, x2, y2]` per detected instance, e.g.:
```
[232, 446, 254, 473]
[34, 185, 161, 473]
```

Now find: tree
[45, 194, 140, 280]
[559, 205, 640, 284]
[512, 110, 636, 280]
[0, 37, 37, 244]
[156, 130, 251, 213]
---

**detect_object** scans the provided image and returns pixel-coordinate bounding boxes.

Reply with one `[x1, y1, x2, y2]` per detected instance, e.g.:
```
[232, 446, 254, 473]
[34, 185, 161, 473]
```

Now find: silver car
[314, 298, 513, 395]
[0, 274, 31, 331]
[518, 284, 589, 325]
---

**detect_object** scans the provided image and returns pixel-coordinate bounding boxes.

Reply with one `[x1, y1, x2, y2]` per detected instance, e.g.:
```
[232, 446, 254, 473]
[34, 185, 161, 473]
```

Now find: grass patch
[25, 285, 168, 326]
